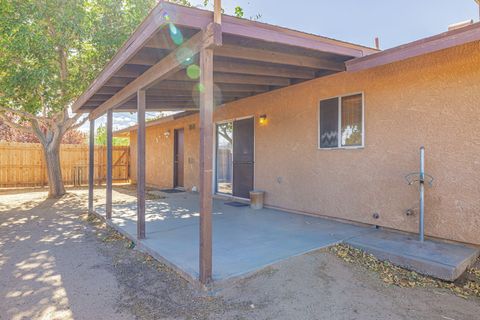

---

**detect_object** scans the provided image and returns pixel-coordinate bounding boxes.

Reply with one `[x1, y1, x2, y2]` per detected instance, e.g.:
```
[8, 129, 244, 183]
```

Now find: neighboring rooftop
[114, 111, 196, 137]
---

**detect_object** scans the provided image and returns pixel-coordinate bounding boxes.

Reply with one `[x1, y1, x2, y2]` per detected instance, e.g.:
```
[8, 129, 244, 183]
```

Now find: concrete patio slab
[346, 229, 480, 281]
[95, 191, 479, 283]
[96, 191, 372, 281]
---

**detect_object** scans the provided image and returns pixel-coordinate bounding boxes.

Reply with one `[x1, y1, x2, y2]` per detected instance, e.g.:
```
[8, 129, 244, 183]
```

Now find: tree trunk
[43, 143, 66, 198]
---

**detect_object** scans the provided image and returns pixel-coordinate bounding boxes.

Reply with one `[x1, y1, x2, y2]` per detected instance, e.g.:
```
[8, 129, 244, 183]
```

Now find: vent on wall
[448, 20, 474, 31]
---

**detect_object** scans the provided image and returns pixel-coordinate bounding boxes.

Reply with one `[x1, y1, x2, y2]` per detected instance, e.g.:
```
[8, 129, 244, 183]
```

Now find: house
[73, 1, 480, 283]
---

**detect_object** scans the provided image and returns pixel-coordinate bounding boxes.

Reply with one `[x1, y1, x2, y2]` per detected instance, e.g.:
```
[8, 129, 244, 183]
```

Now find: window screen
[319, 98, 339, 148]
[341, 94, 363, 147]
[319, 94, 363, 149]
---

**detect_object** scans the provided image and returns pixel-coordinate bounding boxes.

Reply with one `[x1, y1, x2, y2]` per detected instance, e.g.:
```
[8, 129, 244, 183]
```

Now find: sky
[84, 0, 480, 132]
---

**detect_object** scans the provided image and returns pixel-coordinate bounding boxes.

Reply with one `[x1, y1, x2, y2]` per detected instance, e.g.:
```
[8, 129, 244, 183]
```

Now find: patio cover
[72, 1, 377, 117]
[72, 0, 379, 285]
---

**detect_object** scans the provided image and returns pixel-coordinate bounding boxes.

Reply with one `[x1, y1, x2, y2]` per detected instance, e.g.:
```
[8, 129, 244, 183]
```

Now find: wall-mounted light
[164, 130, 171, 138]
[259, 114, 268, 125]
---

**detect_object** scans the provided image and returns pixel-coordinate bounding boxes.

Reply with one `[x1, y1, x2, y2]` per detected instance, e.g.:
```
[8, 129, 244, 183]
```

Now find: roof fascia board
[162, 2, 371, 57]
[346, 22, 480, 72]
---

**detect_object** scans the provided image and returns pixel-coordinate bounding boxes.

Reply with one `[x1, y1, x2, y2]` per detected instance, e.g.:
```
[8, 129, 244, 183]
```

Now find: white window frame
[317, 92, 365, 150]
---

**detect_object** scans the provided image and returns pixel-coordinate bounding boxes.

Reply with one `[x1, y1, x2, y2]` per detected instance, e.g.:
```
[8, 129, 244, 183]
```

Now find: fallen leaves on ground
[330, 244, 480, 299]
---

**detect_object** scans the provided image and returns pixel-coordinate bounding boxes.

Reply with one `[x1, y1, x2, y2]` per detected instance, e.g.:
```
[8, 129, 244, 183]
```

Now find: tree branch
[30, 118, 47, 146]
[0, 112, 34, 135]
[0, 105, 53, 126]
[69, 115, 89, 131]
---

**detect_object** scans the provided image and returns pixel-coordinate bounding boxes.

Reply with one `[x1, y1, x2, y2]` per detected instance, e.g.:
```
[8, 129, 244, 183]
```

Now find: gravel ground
[0, 188, 479, 320]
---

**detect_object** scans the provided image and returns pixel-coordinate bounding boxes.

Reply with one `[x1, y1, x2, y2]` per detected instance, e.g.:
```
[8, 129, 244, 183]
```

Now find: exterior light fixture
[164, 130, 171, 138]
[259, 114, 267, 125]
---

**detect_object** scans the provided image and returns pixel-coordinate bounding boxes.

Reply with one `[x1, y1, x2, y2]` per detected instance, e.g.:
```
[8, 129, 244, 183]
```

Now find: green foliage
[0, 0, 247, 117]
[0, 0, 157, 116]
[234, 6, 244, 18]
[95, 125, 130, 146]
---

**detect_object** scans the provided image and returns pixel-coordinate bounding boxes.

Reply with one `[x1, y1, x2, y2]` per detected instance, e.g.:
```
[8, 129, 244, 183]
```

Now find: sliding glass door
[216, 122, 233, 195]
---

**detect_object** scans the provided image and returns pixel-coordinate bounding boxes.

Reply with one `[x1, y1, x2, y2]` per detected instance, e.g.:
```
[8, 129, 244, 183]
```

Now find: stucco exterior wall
[130, 113, 199, 191]
[129, 41, 480, 245]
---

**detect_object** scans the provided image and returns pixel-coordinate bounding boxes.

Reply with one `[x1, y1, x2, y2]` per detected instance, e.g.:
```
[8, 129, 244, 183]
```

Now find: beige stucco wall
[129, 41, 480, 245]
[130, 113, 199, 191]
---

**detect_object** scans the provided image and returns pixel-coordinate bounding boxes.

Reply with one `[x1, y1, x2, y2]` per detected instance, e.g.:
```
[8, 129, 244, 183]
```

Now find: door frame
[213, 115, 255, 200]
[173, 128, 185, 188]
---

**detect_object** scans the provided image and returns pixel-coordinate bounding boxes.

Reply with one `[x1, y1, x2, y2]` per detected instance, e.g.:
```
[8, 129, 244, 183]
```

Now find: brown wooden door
[232, 118, 254, 199]
[174, 129, 184, 188]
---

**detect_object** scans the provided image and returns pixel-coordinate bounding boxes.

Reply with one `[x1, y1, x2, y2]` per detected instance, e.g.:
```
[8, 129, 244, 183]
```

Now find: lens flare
[192, 84, 223, 108]
[186, 64, 201, 80]
[176, 47, 195, 67]
[196, 83, 205, 93]
[169, 23, 183, 46]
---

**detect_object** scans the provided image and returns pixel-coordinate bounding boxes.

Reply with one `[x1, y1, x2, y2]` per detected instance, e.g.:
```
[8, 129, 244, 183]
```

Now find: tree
[0, 0, 247, 198]
[95, 125, 130, 147]
[0, 114, 86, 144]
[0, 0, 157, 197]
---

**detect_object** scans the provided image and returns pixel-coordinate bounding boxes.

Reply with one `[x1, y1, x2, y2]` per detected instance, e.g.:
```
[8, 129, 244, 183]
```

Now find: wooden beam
[97, 87, 121, 95]
[214, 60, 316, 79]
[114, 65, 149, 78]
[72, 4, 171, 112]
[127, 48, 169, 66]
[103, 77, 133, 87]
[88, 119, 95, 214]
[152, 81, 270, 93]
[106, 109, 113, 220]
[89, 94, 114, 102]
[89, 24, 222, 120]
[199, 47, 214, 285]
[214, 0, 222, 25]
[120, 99, 196, 108]
[137, 90, 146, 240]
[214, 73, 290, 86]
[144, 29, 177, 51]
[147, 90, 251, 99]
[116, 106, 199, 112]
[215, 45, 345, 71]
[168, 71, 290, 86]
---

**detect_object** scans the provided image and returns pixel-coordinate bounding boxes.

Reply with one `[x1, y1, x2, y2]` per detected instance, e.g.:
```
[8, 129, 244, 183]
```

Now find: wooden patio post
[88, 119, 95, 214]
[214, 0, 222, 24]
[199, 46, 214, 284]
[137, 90, 146, 239]
[106, 109, 113, 219]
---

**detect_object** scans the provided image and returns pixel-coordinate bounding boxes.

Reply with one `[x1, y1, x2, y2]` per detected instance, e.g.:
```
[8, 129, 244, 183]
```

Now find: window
[319, 93, 363, 149]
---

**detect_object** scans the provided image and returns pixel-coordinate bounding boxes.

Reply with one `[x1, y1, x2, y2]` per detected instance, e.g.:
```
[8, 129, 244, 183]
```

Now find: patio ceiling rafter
[89, 22, 222, 120]
[73, 2, 378, 115]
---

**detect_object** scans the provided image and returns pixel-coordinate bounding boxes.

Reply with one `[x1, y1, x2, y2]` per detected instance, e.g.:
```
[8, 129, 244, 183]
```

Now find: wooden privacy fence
[0, 142, 130, 188]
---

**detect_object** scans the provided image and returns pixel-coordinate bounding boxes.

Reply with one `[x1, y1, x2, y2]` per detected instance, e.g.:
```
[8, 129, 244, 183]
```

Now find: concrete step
[345, 229, 480, 281]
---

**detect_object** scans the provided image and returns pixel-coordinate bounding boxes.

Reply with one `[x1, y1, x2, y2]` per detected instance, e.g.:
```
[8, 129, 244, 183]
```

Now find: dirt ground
[0, 188, 479, 320]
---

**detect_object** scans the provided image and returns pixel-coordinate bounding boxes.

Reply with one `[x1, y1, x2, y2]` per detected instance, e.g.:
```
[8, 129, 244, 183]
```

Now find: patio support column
[137, 89, 146, 239]
[199, 46, 214, 284]
[88, 119, 95, 214]
[106, 109, 113, 219]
